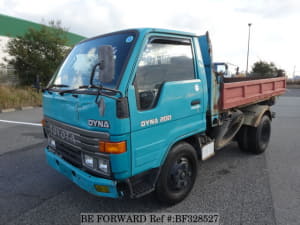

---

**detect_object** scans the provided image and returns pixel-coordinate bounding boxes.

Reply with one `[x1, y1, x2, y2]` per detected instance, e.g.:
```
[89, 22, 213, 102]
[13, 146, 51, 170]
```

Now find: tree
[5, 21, 69, 86]
[251, 60, 285, 77]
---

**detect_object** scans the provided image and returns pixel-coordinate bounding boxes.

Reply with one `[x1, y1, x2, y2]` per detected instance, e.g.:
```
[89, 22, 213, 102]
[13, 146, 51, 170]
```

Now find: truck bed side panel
[221, 77, 286, 109]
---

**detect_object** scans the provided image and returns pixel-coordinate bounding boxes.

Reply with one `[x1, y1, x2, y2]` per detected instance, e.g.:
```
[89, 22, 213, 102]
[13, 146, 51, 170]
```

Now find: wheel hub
[169, 157, 192, 191]
[261, 120, 271, 144]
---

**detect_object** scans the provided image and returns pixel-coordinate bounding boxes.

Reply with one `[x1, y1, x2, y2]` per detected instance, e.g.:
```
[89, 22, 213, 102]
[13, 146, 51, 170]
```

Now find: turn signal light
[99, 141, 126, 154]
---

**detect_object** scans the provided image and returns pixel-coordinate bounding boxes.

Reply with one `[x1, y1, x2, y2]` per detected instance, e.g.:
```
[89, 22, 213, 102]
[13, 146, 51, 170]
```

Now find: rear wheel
[237, 115, 271, 154]
[236, 125, 249, 151]
[248, 115, 271, 154]
[156, 142, 198, 205]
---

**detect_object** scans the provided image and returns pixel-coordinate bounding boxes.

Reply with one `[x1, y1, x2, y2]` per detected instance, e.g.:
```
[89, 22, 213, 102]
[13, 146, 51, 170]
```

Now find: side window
[134, 38, 195, 110]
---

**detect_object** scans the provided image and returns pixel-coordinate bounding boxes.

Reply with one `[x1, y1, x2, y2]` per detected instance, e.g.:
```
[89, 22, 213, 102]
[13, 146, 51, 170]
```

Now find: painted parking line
[0, 119, 42, 127]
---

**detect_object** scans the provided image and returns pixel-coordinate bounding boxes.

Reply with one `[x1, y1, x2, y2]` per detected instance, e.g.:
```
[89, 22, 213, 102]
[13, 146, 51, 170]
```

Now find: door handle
[191, 99, 201, 106]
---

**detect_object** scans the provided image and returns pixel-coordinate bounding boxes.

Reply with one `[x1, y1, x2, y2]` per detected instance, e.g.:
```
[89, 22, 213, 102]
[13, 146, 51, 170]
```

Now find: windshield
[49, 31, 136, 89]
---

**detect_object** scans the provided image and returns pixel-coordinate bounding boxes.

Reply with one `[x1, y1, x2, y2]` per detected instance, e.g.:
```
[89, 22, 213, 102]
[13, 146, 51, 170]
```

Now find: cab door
[128, 35, 206, 175]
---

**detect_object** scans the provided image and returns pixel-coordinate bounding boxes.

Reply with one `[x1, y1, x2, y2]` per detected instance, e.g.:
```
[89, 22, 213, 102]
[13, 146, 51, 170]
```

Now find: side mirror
[98, 45, 115, 83]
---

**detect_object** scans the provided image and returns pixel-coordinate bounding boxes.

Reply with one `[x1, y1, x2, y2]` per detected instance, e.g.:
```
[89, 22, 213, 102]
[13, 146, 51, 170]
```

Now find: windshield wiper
[42, 84, 70, 93]
[50, 84, 69, 88]
[58, 85, 89, 96]
[58, 83, 123, 97]
[88, 84, 123, 102]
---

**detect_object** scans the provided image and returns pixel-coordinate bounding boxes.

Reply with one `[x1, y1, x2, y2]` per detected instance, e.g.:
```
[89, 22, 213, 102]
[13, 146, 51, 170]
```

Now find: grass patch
[0, 85, 42, 110]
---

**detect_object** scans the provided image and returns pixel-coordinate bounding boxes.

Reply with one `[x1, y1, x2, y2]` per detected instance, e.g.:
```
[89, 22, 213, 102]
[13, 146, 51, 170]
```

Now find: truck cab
[42, 28, 285, 204]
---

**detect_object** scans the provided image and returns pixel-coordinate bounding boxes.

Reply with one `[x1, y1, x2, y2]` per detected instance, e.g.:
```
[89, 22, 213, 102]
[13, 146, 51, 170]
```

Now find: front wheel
[156, 142, 198, 205]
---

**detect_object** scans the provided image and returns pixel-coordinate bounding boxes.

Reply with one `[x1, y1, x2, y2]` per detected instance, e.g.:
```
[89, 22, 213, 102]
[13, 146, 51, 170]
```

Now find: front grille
[55, 142, 82, 167]
[44, 116, 109, 167]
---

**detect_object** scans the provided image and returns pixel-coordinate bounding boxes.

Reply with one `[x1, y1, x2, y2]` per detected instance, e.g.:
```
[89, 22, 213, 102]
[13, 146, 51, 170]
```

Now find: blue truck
[42, 28, 286, 204]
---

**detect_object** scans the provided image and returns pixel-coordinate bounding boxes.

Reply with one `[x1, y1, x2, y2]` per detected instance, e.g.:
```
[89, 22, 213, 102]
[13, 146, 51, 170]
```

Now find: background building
[0, 14, 85, 83]
[0, 14, 85, 65]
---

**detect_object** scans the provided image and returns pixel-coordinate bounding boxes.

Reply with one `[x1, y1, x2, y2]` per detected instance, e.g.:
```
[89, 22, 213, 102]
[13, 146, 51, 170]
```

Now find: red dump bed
[221, 77, 286, 110]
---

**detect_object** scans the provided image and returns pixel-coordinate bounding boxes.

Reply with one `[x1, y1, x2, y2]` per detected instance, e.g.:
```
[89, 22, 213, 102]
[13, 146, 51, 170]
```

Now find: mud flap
[201, 142, 215, 160]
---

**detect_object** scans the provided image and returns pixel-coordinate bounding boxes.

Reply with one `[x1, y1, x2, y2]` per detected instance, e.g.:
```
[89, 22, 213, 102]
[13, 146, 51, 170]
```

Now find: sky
[1, 0, 300, 77]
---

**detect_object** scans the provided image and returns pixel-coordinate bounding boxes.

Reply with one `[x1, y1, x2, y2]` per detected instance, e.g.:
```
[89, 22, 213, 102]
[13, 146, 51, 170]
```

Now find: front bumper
[45, 148, 120, 198]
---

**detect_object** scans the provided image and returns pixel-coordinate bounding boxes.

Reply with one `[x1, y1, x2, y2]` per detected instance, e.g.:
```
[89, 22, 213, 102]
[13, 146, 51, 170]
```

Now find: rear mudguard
[240, 105, 271, 127]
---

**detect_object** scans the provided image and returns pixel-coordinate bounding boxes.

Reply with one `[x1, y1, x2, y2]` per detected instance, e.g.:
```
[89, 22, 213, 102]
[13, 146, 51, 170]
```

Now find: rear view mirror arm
[89, 63, 101, 87]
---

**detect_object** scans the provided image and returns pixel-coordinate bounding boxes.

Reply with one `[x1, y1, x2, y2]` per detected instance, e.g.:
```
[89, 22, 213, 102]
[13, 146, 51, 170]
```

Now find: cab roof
[136, 28, 197, 37]
[79, 28, 198, 44]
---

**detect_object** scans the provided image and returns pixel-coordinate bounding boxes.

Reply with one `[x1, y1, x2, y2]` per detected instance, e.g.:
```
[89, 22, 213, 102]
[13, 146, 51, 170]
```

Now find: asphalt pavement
[0, 89, 299, 225]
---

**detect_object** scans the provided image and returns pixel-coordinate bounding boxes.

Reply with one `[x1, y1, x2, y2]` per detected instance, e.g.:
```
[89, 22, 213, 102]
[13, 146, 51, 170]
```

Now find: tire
[248, 115, 271, 154]
[236, 125, 249, 152]
[156, 142, 198, 205]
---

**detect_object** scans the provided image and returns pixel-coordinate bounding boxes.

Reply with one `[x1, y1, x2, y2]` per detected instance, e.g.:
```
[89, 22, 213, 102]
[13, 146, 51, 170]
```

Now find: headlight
[83, 154, 94, 168]
[98, 158, 109, 173]
[82, 153, 110, 176]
